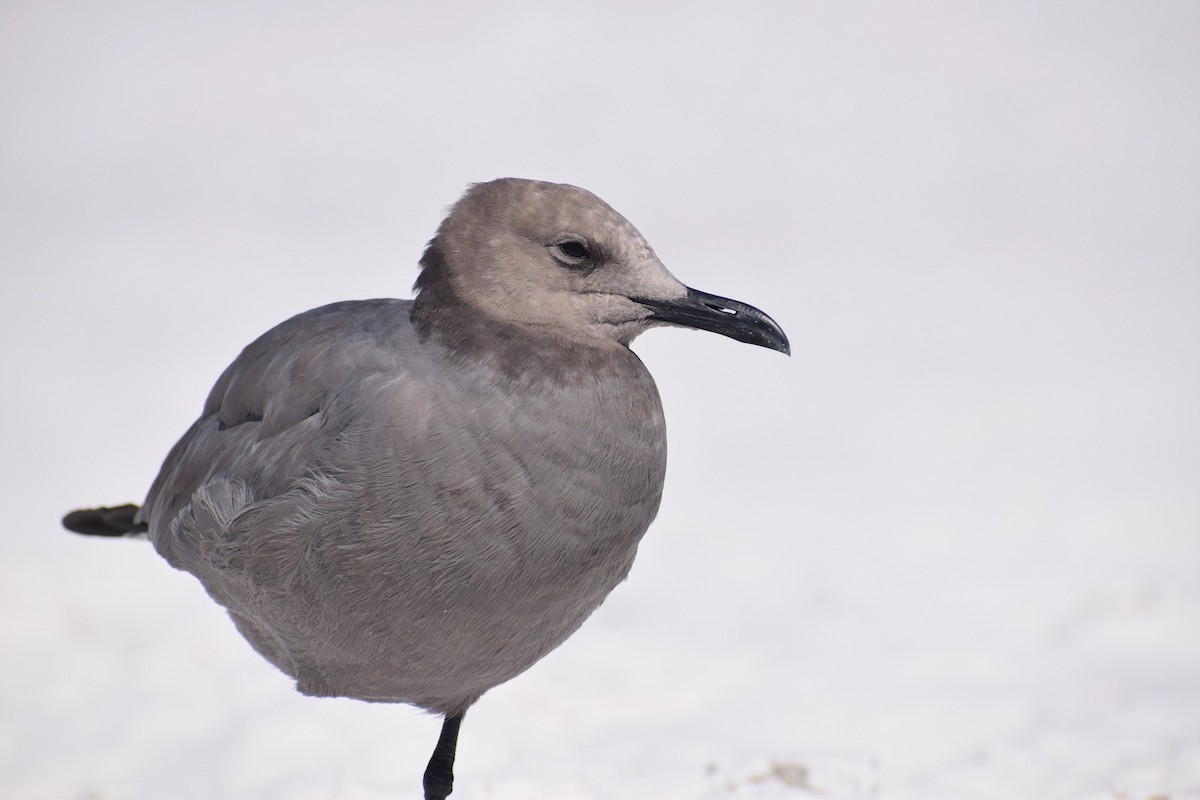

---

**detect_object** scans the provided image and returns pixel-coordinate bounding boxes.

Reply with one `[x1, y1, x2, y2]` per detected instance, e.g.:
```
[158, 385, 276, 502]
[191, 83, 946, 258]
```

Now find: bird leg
[422, 712, 464, 800]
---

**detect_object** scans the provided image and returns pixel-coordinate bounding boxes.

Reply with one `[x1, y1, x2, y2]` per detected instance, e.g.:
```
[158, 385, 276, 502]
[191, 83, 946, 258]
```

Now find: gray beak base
[635, 287, 791, 355]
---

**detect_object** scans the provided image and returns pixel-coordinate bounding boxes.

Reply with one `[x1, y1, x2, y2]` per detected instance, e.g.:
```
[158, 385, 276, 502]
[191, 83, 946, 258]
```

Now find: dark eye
[555, 240, 590, 260]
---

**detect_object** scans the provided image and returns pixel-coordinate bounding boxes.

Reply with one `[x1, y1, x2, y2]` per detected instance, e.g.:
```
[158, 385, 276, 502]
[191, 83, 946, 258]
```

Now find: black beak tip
[635, 287, 792, 357]
[748, 323, 791, 356]
[684, 287, 791, 356]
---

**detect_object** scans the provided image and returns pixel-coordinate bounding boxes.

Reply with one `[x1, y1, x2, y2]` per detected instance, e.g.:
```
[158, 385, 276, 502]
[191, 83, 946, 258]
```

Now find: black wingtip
[62, 504, 148, 537]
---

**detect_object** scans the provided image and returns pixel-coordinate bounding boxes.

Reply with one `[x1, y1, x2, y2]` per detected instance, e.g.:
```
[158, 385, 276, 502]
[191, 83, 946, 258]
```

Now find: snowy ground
[3, 2, 1199, 798]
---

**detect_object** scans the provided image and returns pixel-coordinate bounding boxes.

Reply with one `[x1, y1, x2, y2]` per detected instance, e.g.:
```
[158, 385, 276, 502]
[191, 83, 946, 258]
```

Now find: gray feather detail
[141, 298, 666, 714]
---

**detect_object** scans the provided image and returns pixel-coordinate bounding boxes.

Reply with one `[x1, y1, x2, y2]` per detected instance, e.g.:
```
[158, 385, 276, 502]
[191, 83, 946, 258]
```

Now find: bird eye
[554, 240, 590, 261]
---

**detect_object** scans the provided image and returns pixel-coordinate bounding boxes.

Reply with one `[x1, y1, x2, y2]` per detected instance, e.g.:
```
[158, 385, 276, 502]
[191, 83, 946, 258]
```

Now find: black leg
[423, 712, 464, 800]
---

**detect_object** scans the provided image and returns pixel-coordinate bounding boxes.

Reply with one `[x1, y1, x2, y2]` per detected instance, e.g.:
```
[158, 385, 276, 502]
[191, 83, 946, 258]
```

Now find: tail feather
[62, 504, 148, 537]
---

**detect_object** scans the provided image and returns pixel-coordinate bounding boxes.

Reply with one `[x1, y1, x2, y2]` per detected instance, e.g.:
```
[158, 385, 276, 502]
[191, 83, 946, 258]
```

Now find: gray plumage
[65, 178, 789, 798]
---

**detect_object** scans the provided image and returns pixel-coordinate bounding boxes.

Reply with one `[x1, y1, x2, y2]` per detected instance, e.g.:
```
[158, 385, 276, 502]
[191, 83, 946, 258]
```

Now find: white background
[2, 2, 1198, 798]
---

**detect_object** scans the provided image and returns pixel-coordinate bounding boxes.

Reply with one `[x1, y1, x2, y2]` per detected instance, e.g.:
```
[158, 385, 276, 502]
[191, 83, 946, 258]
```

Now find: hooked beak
[634, 287, 791, 355]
